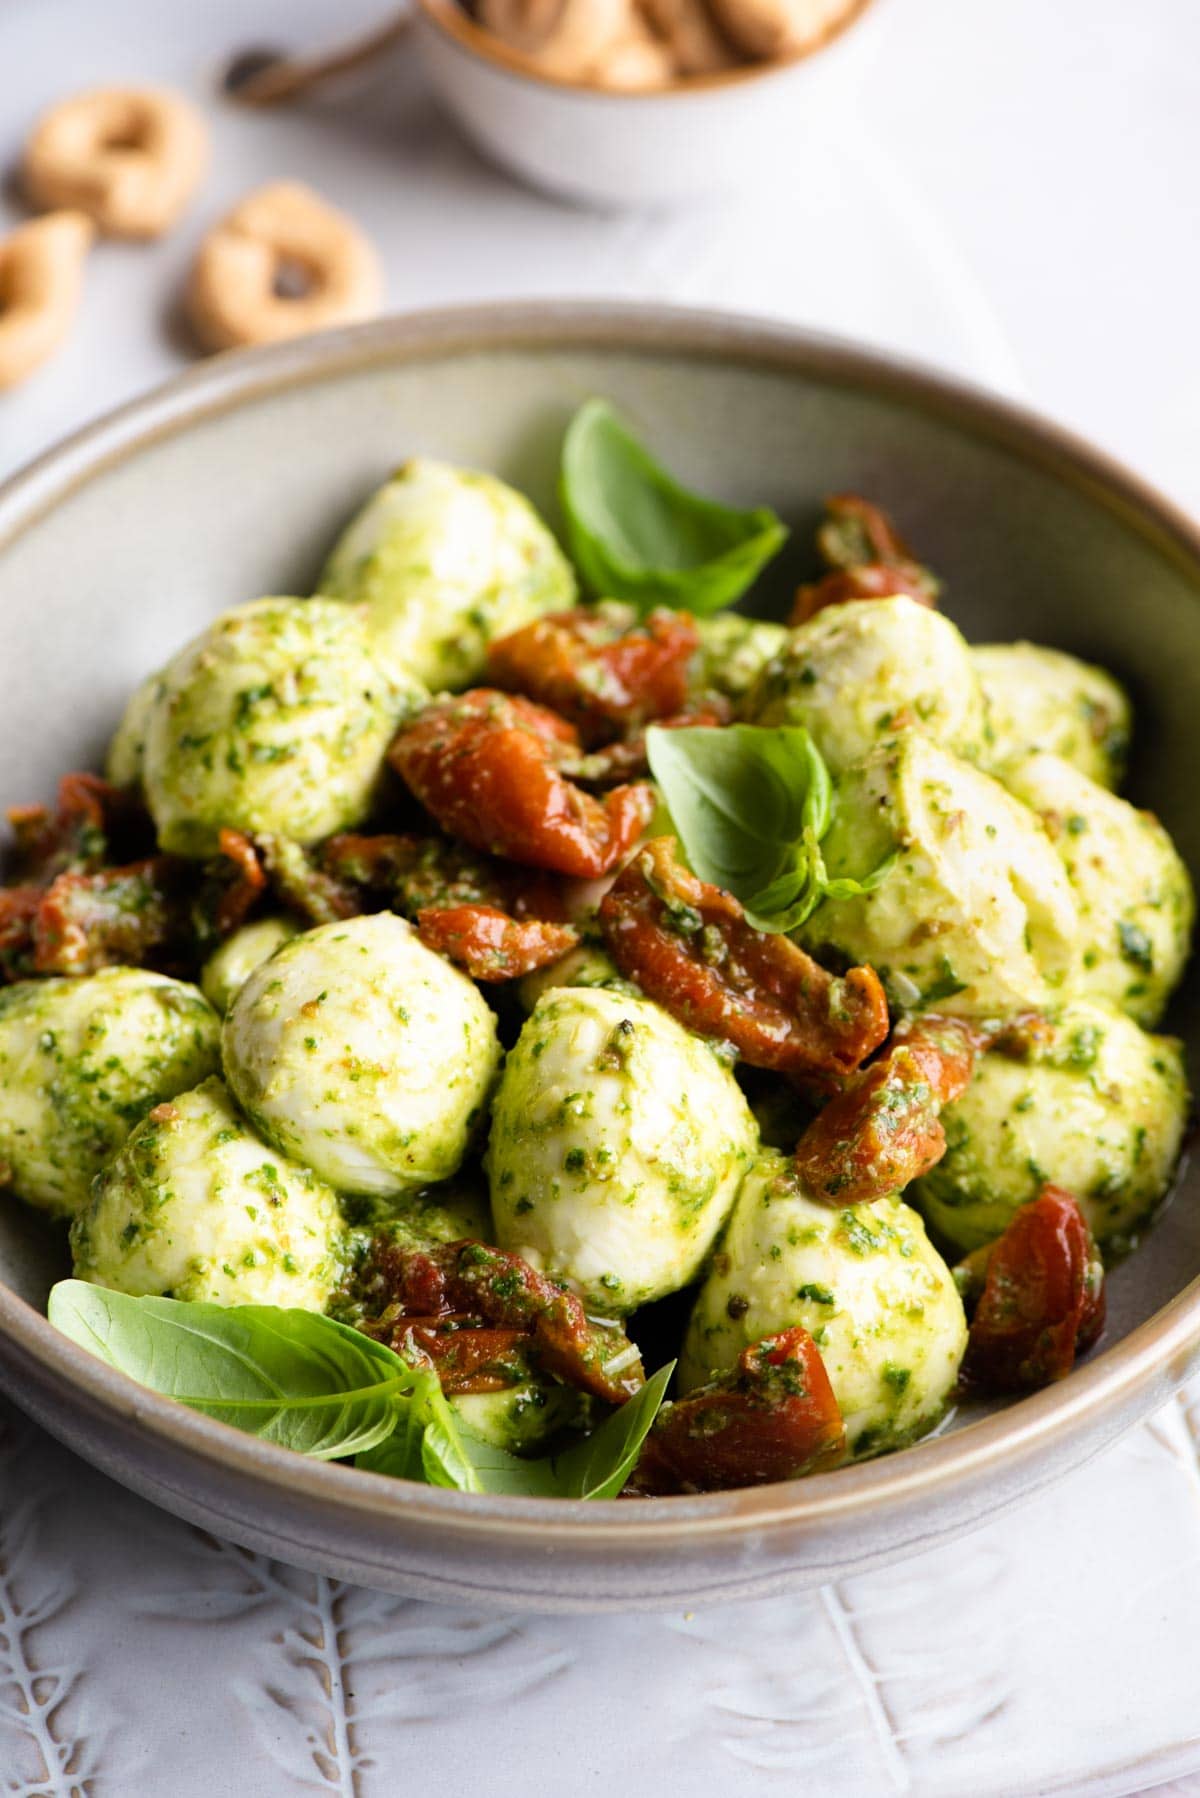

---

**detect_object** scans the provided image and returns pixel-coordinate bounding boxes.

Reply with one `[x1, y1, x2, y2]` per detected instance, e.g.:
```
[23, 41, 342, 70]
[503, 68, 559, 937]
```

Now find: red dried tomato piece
[389, 690, 654, 879]
[7, 772, 111, 880]
[791, 493, 941, 626]
[486, 605, 699, 746]
[0, 885, 41, 982]
[417, 904, 578, 982]
[32, 857, 189, 976]
[793, 1015, 979, 1205]
[792, 563, 937, 626]
[211, 829, 268, 936]
[357, 1238, 643, 1406]
[598, 837, 888, 1078]
[401, 1324, 535, 1396]
[634, 1328, 847, 1494]
[959, 1186, 1106, 1393]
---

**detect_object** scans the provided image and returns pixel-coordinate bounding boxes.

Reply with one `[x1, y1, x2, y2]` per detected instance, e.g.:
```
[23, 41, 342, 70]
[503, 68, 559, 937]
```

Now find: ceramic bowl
[410, 0, 883, 208]
[1, 302, 1199, 1612]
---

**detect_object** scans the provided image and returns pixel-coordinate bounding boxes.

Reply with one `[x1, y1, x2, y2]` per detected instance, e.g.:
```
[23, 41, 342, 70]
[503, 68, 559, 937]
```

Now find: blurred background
[3, 0, 1199, 511]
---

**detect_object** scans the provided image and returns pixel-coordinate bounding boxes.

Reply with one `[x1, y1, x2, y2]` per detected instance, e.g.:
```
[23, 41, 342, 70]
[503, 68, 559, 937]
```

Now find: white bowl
[411, 0, 884, 208]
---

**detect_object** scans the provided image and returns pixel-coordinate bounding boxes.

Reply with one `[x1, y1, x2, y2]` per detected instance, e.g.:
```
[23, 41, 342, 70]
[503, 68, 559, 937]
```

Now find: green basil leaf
[48, 1280, 417, 1461]
[540, 1362, 675, 1499]
[356, 1380, 484, 1493]
[647, 724, 896, 935]
[647, 724, 821, 899]
[560, 400, 786, 615]
[371, 1363, 676, 1500]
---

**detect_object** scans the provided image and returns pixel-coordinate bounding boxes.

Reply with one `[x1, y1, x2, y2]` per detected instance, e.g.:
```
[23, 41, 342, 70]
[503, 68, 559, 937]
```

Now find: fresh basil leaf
[48, 1280, 418, 1461]
[368, 1363, 675, 1500]
[647, 724, 819, 900]
[647, 724, 896, 935]
[560, 400, 786, 615]
[356, 1379, 483, 1493]
[541, 1362, 674, 1499]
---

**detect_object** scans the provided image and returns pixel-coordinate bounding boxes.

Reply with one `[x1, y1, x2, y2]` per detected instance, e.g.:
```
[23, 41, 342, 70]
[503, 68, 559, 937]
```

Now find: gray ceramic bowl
[1, 303, 1198, 1612]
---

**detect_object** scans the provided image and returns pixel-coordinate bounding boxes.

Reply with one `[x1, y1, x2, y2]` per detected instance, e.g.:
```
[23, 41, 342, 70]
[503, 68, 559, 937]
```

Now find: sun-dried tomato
[793, 1015, 979, 1205]
[791, 493, 941, 626]
[4, 770, 152, 887]
[598, 837, 888, 1078]
[357, 1238, 643, 1406]
[792, 562, 938, 626]
[31, 857, 190, 976]
[400, 1323, 535, 1396]
[212, 829, 268, 936]
[0, 886, 41, 982]
[486, 604, 699, 746]
[417, 904, 578, 982]
[389, 690, 654, 879]
[959, 1186, 1106, 1393]
[633, 1328, 846, 1494]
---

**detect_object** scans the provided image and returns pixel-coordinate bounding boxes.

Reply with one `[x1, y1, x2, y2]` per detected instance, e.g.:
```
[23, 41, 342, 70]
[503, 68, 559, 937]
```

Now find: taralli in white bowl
[22, 86, 208, 240]
[185, 181, 384, 353]
[0, 210, 93, 390]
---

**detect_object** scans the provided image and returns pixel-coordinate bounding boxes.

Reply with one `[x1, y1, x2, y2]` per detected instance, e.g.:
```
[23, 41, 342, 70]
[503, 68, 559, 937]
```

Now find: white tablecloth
[3, 2, 1200, 1792]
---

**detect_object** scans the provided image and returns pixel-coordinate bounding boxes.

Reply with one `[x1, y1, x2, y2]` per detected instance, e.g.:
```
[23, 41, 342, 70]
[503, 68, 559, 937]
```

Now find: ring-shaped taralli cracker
[0, 211, 93, 390]
[22, 87, 208, 239]
[185, 181, 383, 353]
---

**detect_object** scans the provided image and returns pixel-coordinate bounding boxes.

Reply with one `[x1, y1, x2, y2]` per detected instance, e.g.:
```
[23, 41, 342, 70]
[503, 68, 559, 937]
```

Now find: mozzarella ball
[71, 1076, 343, 1308]
[0, 969, 221, 1218]
[912, 1000, 1188, 1253]
[200, 916, 300, 1015]
[747, 596, 987, 771]
[141, 597, 425, 856]
[694, 612, 788, 701]
[488, 987, 759, 1313]
[1001, 752, 1193, 1026]
[682, 1151, 966, 1458]
[454, 1383, 589, 1455]
[974, 642, 1131, 789]
[105, 667, 162, 789]
[223, 914, 502, 1199]
[803, 731, 1080, 1016]
[319, 458, 576, 690]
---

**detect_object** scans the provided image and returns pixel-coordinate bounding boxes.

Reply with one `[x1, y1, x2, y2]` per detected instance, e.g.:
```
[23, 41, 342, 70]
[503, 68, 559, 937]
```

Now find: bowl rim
[411, 0, 877, 101]
[2, 296, 1200, 1548]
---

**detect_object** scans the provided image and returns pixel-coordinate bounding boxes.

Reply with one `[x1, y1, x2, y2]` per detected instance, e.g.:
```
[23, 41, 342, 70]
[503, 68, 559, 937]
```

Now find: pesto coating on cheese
[911, 999, 1188, 1253]
[0, 968, 221, 1218]
[682, 1150, 967, 1457]
[974, 641, 1131, 790]
[319, 458, 576, 690]
[223, 914, 502, 1200]
[201, 916, 299, 1016]
[141, 596, 426, 856]
[747, 595, 987, 771]
[1001, 752, 1193, 1027]
[72, 1076, 344, 1309]
[487, 986, 759, 1313]
[803, 731, 1080, 1016]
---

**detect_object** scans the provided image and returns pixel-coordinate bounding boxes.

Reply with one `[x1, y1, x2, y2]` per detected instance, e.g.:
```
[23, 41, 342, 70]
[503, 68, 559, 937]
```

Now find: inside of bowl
[1, 330, 1197, 1440]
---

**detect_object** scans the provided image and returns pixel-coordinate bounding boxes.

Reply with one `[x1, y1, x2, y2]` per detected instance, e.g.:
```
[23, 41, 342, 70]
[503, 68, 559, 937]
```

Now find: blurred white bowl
[411, 0, 884, 209]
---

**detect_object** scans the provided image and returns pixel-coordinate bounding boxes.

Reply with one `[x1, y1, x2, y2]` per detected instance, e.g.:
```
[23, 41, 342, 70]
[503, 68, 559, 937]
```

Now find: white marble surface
[2, 0, 1200, 1792]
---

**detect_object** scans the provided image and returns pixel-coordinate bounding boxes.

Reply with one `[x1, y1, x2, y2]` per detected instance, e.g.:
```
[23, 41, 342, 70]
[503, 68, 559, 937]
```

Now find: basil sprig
[49, 1281, 671, 1500]
[646, 723, 896, 933]
[559, 399, 787, 615]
